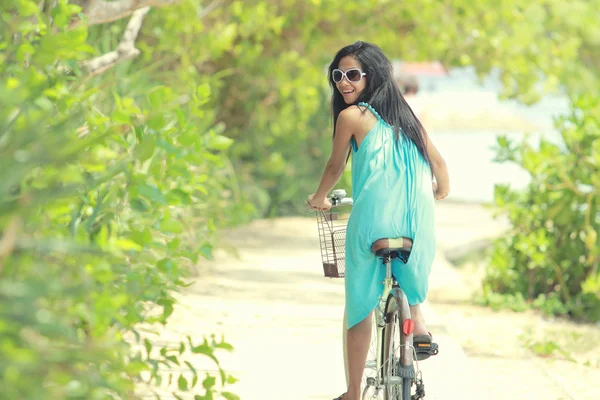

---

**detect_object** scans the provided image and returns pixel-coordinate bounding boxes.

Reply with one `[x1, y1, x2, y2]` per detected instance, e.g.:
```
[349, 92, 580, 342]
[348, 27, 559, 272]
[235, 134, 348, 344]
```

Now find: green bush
[483, 95, 600, 322]
[0, 2, 242, 398]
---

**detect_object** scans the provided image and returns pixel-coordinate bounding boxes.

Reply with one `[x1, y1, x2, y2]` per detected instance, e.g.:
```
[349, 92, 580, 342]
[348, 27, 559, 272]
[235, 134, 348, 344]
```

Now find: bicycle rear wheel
[382, 289, 413, 400]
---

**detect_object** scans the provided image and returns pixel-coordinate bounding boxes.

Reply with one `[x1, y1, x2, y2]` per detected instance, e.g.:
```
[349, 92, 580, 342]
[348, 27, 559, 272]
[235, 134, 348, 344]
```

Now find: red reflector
[403, 319, 415, 336]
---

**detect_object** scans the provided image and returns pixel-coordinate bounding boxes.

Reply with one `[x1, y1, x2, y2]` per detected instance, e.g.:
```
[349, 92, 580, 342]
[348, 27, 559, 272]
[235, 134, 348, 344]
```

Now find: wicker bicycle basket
[316, 205, 352, 278]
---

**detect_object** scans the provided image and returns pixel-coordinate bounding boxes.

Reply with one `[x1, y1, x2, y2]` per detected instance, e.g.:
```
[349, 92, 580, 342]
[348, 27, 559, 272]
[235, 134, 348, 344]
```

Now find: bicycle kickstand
[412, 374, 425, 400]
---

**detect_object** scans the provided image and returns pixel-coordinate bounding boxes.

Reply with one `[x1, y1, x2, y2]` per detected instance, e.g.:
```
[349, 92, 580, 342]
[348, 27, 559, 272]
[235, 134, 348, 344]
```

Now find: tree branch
[199, 0, 222, 18]
[74, 0, 222, 76]
[81, 6, 150, 76]
[74, 0, 178, 26]
[0, 216, 22, 275]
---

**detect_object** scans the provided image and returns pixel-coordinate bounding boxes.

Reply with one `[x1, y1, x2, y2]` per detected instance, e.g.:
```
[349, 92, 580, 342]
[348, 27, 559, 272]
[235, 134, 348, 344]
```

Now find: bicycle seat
[371, 238, 413, 260]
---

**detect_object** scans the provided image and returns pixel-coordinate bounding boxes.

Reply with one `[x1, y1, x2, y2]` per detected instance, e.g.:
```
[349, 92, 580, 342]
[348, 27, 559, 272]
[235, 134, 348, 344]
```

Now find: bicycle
[315, 189, 438, 400]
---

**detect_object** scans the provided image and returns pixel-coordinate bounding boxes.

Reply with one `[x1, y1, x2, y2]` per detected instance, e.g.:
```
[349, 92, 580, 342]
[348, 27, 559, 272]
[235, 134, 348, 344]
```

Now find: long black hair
[328, 41, 430, 165]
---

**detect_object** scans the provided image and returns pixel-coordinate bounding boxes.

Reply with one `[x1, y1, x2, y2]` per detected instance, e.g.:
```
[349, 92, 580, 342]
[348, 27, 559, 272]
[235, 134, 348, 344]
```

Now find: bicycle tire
[361, 313, 380, 398]
[382, 287, 414, 400]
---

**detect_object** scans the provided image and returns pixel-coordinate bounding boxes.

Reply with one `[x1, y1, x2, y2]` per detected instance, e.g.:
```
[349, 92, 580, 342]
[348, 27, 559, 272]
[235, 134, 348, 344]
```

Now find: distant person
[400, 74, 419, 95]
[306, 41, 450, 400]
[399, 74, 428, 127]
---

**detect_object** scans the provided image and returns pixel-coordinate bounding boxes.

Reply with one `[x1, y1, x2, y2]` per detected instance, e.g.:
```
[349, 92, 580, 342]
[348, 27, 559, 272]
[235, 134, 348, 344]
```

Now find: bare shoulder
[338, 105, 372, 126]
[337, 105, 378, 140]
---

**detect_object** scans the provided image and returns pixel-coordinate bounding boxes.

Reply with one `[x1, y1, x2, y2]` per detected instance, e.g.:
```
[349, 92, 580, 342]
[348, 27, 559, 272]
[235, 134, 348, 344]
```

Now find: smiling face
[335, 56, 367, 105]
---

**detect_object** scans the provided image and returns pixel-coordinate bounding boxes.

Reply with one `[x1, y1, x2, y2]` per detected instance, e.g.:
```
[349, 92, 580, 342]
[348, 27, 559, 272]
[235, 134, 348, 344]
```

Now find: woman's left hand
[307, 194, 332, 211]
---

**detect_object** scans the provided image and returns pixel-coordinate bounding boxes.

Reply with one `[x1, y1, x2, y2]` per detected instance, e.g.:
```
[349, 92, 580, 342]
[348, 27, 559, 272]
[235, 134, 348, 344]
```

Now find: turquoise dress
[345, 102, 436, 329]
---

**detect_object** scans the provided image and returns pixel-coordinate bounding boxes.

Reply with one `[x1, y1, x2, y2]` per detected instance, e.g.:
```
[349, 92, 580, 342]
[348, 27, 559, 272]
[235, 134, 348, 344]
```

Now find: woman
[307, 41, 450, 400]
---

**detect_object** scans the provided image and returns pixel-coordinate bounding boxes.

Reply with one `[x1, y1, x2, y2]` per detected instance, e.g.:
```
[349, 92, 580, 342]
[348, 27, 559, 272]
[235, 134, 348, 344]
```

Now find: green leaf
[178, 374, 188, 391]
[135, 139, 156, 162]
[206, 135, 234, 151]
[115, 239, 142, 251]
[136, 183, 167, 205]
[144, 339, 153, 358]
[147, 114, 166, 130]
[130, 198, 149, 212]
[157, 258, 175, 273]
[159, 299, 174, 319]
[221, 392, 240, 400]
[112, 109, 131, 124]
[125, 360, 149, 375]
[149, 86, 173, 108]
[198, 243, 213, 260]
[176, 109, 187, 128]
[166, 355, 179, 365]
[167, 189, 192, 205]
[184, 361, 198, 384]
[17, 0, 38, 16]
[191, 342, 218, 365]
[214, 342, 234, 351]
[197, 83, 211, 99]
[131, 229, 153, 246]
[202, 374, 216, 390]
[160, 218, 183, 234]
[167, 238, 181, 250]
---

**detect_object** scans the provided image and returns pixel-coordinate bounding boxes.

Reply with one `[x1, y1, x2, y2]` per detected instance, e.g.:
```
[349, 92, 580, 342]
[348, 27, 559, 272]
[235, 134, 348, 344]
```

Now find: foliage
[483, 95, 600, 322]
[139, 0, 600, 216]
[0, 1, 244, 398]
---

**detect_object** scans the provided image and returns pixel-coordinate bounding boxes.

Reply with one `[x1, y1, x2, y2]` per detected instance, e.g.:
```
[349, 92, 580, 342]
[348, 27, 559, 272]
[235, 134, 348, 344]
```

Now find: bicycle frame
[374, 261, 395, 385]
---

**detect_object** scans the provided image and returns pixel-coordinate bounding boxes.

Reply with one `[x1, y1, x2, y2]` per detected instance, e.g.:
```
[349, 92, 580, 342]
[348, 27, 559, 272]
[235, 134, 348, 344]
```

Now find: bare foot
[410, 304, 430, 337]
[341, 392, 360, 400]
[414, 321, 430, 337]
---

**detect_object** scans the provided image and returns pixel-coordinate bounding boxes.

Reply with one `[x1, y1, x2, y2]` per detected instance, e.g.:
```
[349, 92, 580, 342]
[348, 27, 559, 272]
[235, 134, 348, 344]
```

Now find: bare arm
[423, 130, 450, 199]
[308, 107, 359, 208]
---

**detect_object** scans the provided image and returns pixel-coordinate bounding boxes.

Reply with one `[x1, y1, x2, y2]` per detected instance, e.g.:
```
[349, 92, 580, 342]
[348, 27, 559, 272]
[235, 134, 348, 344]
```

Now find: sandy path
[138, 203, 600, 400]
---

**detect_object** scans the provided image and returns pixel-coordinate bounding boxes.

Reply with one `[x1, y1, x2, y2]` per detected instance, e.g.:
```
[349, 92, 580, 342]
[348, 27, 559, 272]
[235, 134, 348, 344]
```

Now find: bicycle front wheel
[382, 289, 413, 400]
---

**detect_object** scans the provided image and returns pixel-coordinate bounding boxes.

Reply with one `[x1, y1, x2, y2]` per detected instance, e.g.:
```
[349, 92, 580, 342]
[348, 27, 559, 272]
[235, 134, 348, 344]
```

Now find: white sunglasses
[332, 68, 366, 83]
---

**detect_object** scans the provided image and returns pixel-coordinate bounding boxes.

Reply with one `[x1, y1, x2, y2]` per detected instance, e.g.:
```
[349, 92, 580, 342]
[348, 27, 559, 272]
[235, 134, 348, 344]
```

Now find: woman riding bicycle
[307, 41, 450, 400]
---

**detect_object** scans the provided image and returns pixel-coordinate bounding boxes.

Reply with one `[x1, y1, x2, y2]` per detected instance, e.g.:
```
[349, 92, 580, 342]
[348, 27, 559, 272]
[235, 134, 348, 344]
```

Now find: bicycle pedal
[416, 342, 439, 357]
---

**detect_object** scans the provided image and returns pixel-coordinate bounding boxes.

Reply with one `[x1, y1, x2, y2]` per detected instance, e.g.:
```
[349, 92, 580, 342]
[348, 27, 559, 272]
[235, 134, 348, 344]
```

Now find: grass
[518, 326, 600, 367]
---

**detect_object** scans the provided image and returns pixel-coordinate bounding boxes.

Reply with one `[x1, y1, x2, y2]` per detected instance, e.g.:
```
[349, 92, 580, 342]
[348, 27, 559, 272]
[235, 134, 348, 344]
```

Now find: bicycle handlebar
[329, 189, 353, 207]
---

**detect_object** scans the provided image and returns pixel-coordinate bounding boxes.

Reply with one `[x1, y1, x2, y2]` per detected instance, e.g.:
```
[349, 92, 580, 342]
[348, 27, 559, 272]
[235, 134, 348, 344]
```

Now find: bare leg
[343, 312, 372, 400]
[343, 309, 349, 386]
[410, 304, 429, 336]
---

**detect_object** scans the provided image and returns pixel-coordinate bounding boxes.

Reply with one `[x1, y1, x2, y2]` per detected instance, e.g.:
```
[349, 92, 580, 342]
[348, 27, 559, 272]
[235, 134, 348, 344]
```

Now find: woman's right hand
[307, 194, 333, 211]
[432, 181, 448, 200]
[434, 190, 448, 200]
